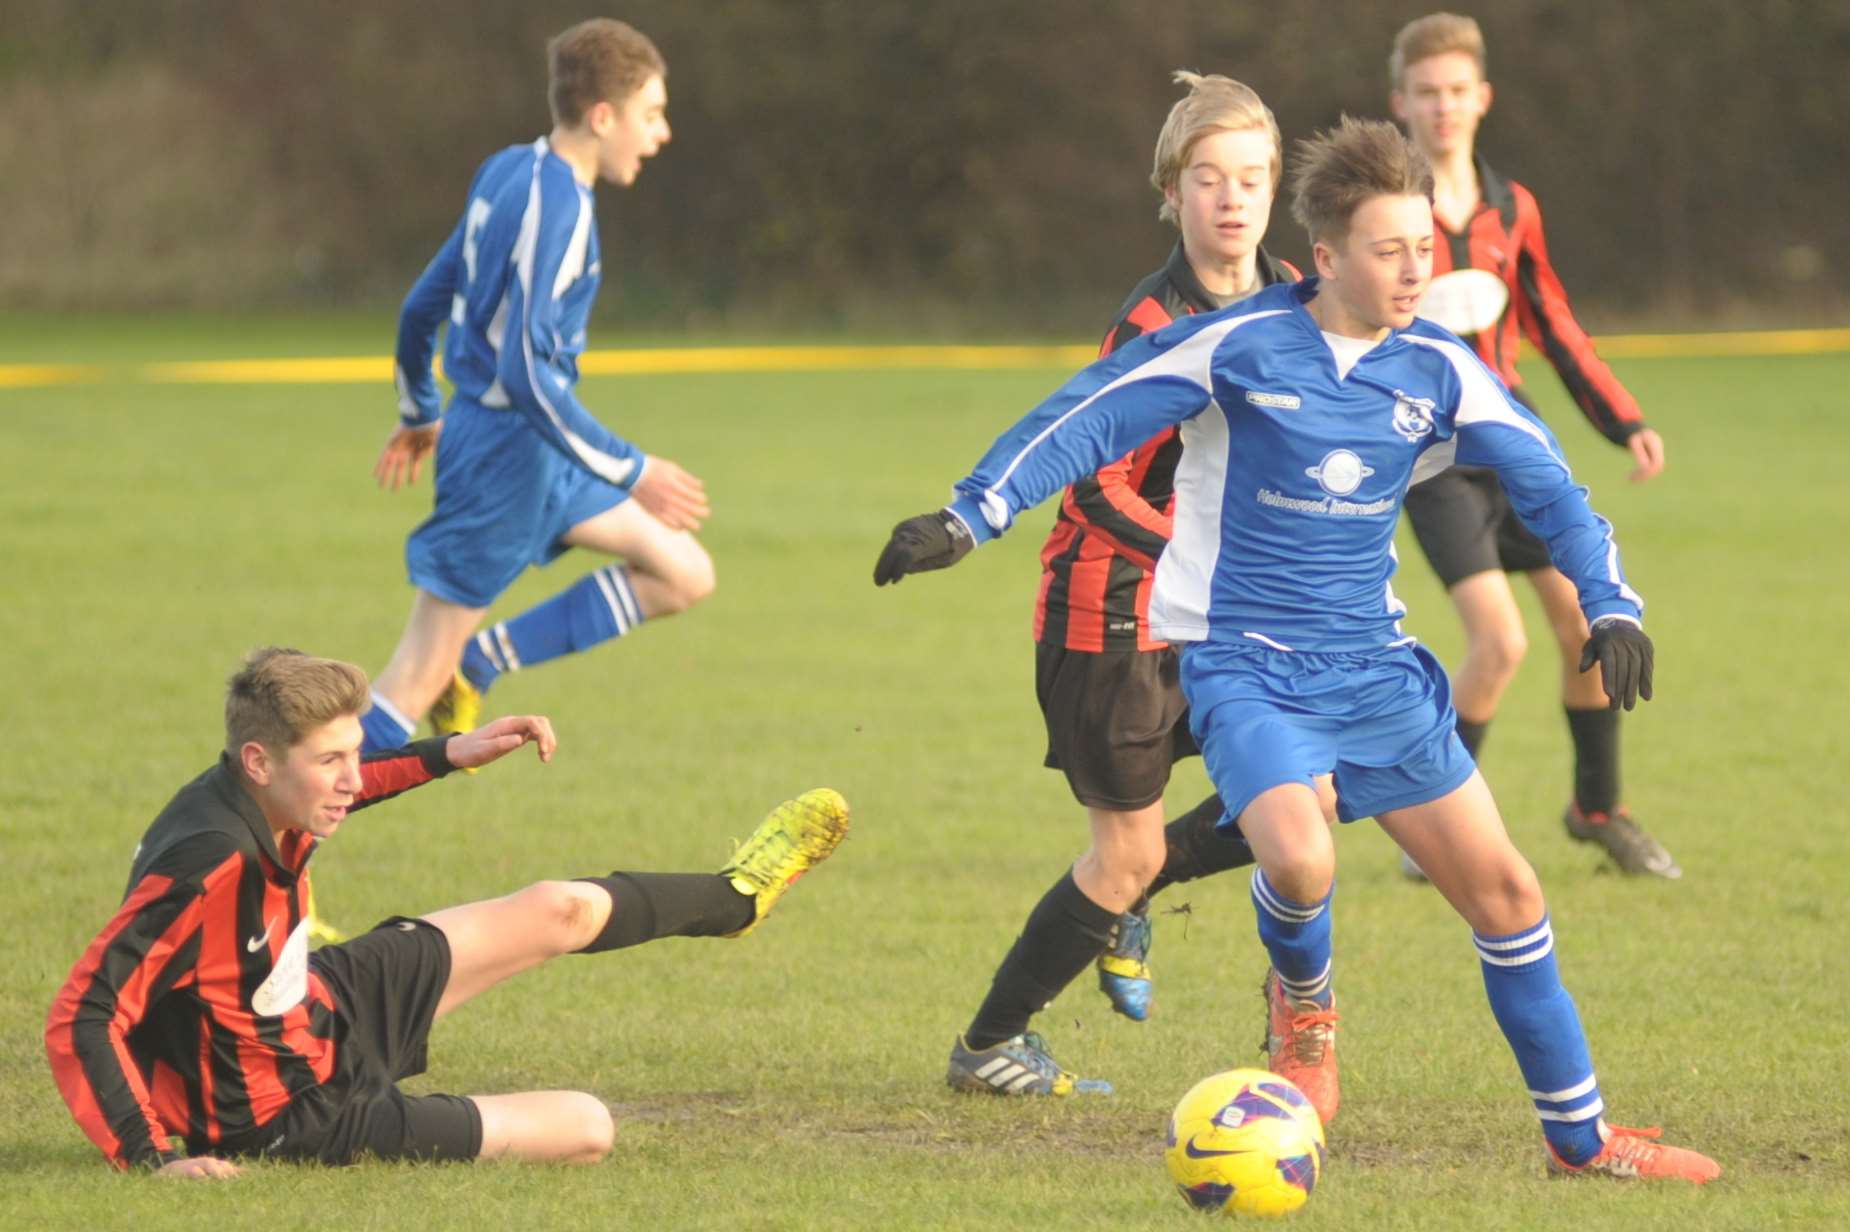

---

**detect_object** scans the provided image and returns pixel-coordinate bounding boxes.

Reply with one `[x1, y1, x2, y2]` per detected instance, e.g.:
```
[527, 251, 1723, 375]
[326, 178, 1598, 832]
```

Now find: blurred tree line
[2, 0, 1844, 334]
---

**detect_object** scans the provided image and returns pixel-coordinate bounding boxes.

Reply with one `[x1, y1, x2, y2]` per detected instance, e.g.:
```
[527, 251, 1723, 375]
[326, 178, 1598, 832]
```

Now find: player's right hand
[374, 421, 442, 490]
[632, 456, 710, 531]
[156, 1156, 242, 1180]
[873, 510, 975, 585]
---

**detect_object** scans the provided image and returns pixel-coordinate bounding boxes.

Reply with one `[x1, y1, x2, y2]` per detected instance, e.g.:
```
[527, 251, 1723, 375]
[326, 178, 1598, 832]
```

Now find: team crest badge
[1390, 390, 1437, 442]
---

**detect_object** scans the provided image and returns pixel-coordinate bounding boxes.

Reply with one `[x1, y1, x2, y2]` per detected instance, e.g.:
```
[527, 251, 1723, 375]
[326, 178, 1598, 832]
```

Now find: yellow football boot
[720, 788, 850, 937]
[429, 671, 484, 738]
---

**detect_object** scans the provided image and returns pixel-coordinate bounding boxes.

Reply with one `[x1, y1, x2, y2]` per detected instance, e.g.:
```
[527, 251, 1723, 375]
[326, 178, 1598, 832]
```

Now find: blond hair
[225, 648, 369, 756]
[548, 18, 666, 127]
[1389, 12, 1486, 87]
[1289, 115, 1434, 245]
[1151, 71, 1282, 226]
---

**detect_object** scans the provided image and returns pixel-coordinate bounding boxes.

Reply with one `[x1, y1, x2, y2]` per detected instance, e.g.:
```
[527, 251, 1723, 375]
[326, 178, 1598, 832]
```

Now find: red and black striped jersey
[45, 740, 454, 1169]
[1034, 243, 1300, 652]
[1427, 157, 1643, 444]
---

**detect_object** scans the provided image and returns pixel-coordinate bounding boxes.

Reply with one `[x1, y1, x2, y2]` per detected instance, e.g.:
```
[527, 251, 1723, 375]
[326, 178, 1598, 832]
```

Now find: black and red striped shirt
[45, 740, 453, 1169]
[1429, 157, 1643, 444]
[1034, 243, 1300, 652]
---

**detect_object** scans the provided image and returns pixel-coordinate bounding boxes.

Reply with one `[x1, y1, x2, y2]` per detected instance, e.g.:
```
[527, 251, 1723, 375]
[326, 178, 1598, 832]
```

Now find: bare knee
[1462, 857, 1545, 935]
[516, 881, 606, 957]
[650, 546, 717, 616]
[567, 1094, 616, 1164]
[1467, 623, 1529, 683]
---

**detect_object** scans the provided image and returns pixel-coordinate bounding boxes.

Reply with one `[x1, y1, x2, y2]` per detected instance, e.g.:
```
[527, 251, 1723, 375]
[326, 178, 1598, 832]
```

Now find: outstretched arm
[352, 716, 557, 812]
[875, 308, 1277, 583]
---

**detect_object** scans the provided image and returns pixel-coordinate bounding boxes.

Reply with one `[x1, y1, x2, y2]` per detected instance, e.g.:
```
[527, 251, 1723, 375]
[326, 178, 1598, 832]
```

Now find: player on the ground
[1388, 13, 1675, 879]
[946, 73, 1308, 1099]
[319, 19, 712, 943]
[46, 649, 847, 1176]
[875, 116, 1717, 1182]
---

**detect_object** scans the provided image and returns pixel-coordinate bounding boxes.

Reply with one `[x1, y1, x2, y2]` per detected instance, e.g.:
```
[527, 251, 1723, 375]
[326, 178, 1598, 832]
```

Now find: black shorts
[1403, 464, 1553, 587]
[1035, 642, 1198, 811]
[226, 917, 481, 1166]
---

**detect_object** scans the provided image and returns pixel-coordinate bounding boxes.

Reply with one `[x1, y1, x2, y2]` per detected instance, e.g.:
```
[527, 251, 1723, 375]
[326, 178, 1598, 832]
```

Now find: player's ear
[240, 740, 273, 786]
[586, 98, 617, 136]
[1311, 238, 1339, 281]
[1388, 89, 1407, 122]
[1477, 80, 1493, 116]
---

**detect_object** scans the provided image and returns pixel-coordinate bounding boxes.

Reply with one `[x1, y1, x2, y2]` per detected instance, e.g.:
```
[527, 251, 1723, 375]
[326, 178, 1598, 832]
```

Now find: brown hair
[1389, 12, 1486, 87]
[548, 18, 666, 127]
[1151, 71, 1282, 225]
[225, 648, 369, 756]
[1289, 116, 1433, 245]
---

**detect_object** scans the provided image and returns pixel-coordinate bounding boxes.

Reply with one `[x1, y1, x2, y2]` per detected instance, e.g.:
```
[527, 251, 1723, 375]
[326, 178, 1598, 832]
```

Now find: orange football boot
[1546, 1123, 1721, 1184]
[1262, 968, 1340, 1127]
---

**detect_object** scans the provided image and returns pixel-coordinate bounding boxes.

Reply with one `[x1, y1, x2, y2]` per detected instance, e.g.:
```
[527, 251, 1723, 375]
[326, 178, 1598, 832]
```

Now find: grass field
[3, 320, 1848, 1229]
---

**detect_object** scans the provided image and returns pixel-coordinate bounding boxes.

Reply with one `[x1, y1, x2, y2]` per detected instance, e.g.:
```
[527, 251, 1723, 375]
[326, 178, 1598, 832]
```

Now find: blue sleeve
[1442, 351, 1645, 625]
[393, 222, 463, 426]
[495, 171, 646, 490]
[944, 312, 1242, 542]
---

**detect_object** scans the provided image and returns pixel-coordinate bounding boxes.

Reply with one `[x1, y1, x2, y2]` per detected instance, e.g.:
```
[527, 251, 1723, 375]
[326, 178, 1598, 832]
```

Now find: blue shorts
[405, 400, 631, 609]
[1179, 640, 1475, 825]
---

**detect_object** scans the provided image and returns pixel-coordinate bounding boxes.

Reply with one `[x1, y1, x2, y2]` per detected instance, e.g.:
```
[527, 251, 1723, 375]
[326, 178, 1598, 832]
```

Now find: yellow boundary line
[3, 329, 1847, 388]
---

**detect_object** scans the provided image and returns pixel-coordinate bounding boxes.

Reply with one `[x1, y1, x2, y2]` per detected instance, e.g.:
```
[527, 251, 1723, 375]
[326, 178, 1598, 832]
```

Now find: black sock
[1456, 716, 1490, 760]
[964, 871, 1118, 1050]
[575, 872, 753, 952]
[1564, 707, 1621, 814]
[1144, 794, 1253, 901]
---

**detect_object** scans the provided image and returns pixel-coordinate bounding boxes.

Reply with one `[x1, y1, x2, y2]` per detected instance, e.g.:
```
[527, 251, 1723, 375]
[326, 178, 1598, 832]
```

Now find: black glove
[1578, 618, 1654, 711]
[873, 510, 975, 585]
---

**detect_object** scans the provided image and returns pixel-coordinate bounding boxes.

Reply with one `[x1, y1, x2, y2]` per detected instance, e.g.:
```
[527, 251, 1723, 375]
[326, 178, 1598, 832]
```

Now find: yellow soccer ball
[1164, 1068, 1327, 1218]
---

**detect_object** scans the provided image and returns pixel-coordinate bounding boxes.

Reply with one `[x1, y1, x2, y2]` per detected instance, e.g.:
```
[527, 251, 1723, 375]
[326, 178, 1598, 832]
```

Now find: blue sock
[1476, 914, 1604, 1165]
[359, 690, 417, 754]
[461, 565, 644, 693]
[1250, 869, 1333, 1007]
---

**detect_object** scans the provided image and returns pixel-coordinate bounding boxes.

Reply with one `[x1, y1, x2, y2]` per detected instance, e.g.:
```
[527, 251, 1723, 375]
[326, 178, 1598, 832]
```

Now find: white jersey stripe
[513, 158, 638, 488]
[978, 311, 1286, 530]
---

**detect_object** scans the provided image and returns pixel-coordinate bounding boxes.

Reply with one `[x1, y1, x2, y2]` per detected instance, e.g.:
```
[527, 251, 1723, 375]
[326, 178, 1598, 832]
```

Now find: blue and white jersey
[946, 278, 1642, 653]
[393, 138, 643, 489]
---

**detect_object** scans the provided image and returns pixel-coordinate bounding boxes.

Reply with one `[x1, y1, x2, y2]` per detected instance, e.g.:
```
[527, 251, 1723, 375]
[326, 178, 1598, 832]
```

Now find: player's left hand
[1578, 618, 1654, 711]
[873, 510, 975, 585]
[375, 421, 442, 490]
[446, 715, 558, 769]
[1625, 427, 1665, 483]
